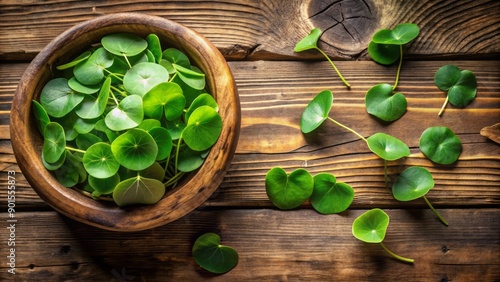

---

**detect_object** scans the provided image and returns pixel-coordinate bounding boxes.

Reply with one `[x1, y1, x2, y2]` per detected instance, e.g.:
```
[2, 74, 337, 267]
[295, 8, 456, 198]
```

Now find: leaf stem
[174, 136, 183, 174]
[164, 171, 185, 187]
[122, 54, 132, 69]
[315, 47, 351, 88]
[109, 89, 120, 105]
[438, 96, 449, 116]
[392, 45, 403, 90]
[65, 147, 86, 154]
[423, 195, 448, 226]
[169, 72, 178, 82]
[327, 117, 367, 142]
[380, 242, 414, 263]
[102, 68, 124, 82]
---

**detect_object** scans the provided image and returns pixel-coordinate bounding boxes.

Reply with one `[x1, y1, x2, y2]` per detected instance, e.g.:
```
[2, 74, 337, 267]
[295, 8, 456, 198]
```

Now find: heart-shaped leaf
[143, 82, 185, 120]
[372, 23, 420, 45]
[101, 33, 148, 57]
[265, 167, 313, 210]
[173, 63, 206, 90]
[310, 173, 354, 214]
[352, 208, 389, 243]
[367, 133, 410, 161]
[182, 106, 222, 151]
[192, 233, 239, 274]
[112, 176, 165, 206]
[42, 122, 66, 163]
[300, 90, 333, 134]
[392, 166, 434, 201]
[123, 62, 169, 96]
[82, 142, 120, 179]
[434, 65, 477, 108]
[73, 47, 114, 85]
[294, 28, 321, 52]
[368, 41, 400, 65]
[76, 77, 111, 119]
[419, 126, 462, 165]
[40, 78, 85, 118]
[32, 100, 51, 135]
[111, 129, 158, 171]
[105, 95, 144, 131]
[365, 83, 407, 122]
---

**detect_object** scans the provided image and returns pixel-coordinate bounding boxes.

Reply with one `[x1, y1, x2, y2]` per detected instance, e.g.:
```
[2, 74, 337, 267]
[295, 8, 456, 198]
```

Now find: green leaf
[368, 41, 400, 65]
[177, 146, 206, 172]
[146, 34, 162, 63]
[162, 48, 190, 68]
[434, 65, 477, 110]
[76, 77, 111, 119]
[372, 23, 420, 45]
[367, 133, 410, 161]
[352, 208, 389, 243]
[105, 95, 144, 131]
[185, 93, 219, 122]
[365, 83, 407, 122]
[434, 65, 462, 91]
[142, 82, 185, 120]
[300, 90, 333, 134]
[138, 119, 161, 131]
[67, 77, 100, 94]
[42, 149, 66, 170]
[138, 162, 165, 181]
[192, 233, 239, 274]
[148, 127, 172, 161]
[310, 173, 354, 214]
[42, 122, 66, 163]
[111, 129, 158, 171]
[123, 62, 169, 96]
[112, 176, 165, 206]
[54, 152, 82, 187]
[75, 133, 102, 150]
[32, 100, 50, 135]
[74, 116, 98, 134]
[165, 119, 186, 140]
[73, 47, 114, 85]
[82, 142, 120, 179]
[419, 126, 462, 165]
[40, 78, 85, 118]
[101, 33, 148, 57]
[392, 166, 434, 201]
[56, 51, 91, 70]
[88, 174, 120, 194]
[182, 106, 222, 151]
[265, 167, 313, 210]
[294, 28, 321, 52]
[173, 63, 206, 90]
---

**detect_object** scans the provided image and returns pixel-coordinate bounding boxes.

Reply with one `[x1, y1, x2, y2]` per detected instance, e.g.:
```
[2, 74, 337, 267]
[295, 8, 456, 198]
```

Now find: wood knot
[307, 0, 379, 55]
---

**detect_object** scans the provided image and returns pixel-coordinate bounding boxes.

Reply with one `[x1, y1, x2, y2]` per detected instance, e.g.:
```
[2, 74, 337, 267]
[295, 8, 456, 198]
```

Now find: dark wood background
[1, 0, 499, 281]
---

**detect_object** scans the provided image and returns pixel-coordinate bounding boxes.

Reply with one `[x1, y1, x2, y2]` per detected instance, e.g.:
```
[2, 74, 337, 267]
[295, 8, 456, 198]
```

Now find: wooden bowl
[10, 13, 240, 232]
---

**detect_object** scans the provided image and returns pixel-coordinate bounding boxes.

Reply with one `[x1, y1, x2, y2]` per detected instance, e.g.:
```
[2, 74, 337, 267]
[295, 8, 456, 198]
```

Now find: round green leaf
[352, 208, 389, 243]
[310, 173, 354, 214]
[68, 77, 100, 94]
[42, 149, 66, 171]
[56, 51, 91, 70]
[173, 63, 206, 90]
[82, 142, 120, 179]
[101, 33, 148, 57]
[165, 119, 186, 140]
[111, 129, 158, 171]
[32, 100, 50, 135]
[76, 77, 110, 119]
[177, 146, 206, 172]
[372, 23, 420, 45]
[142, 82, 185, 120]
[448, 70, 477, 107]
[419, 126, 462, 165]
[368, 41, 400, 65]
[88, 174, 120, 194]
[74, 116, 98, 134]
[434, 65, 462, 91]
[185, 93, 218, 122]
[300, 90, 333, 134]
[192, 233, 239, 274]
[149, 127, 172, 161]
[146, 34, 162, 63]
[105, 95, 144, 131]
[367, 133, 410, 161]
[139, 162, 165, 181]
[40, 78, 85, 118]
[123, 62, 169, 96]
[54, 154, 81, 187]
[365, 84, 407, 122]
[112, 176, 165, 206]
[265, 167, 313, 210]
[392, 166, 434, 201]
[73, 47, 114, 85]
[76, 133, 102, 150]
[162, 48, 190, 68]
[182, 106, 222, 151]
[138, 119, 161, 131]
[294, 28, 321, 52]
[42, 122, 66, 163]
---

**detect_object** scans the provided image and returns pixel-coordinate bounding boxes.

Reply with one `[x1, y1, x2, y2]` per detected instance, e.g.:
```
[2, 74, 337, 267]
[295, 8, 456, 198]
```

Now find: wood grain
[0, 209, 498, 281]
[1, 60, 499, 210]
[1, 0, 499, 60]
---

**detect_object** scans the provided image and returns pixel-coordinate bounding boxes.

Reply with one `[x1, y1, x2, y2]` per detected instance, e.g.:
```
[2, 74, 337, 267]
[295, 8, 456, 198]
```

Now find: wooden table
[1, 1, 499, 281]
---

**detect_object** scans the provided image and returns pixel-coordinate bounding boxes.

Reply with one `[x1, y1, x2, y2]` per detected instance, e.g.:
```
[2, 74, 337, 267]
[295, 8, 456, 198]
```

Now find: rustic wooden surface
[1, 0, 499, 281]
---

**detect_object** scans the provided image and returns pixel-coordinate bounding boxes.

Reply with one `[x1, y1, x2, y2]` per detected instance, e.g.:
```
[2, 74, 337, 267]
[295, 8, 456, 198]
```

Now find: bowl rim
[10, 13, 240, 232]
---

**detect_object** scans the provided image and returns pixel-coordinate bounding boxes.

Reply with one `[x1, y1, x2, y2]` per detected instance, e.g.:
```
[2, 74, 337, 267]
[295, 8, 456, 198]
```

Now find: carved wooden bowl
[10, 13, 240, 231]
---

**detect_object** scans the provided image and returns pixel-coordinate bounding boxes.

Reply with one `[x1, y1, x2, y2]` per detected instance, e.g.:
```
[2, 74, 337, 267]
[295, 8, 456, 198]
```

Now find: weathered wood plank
[0, 209, 498, 281]
[0, 0, 499, 60]
[1, 60, 499, 209]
